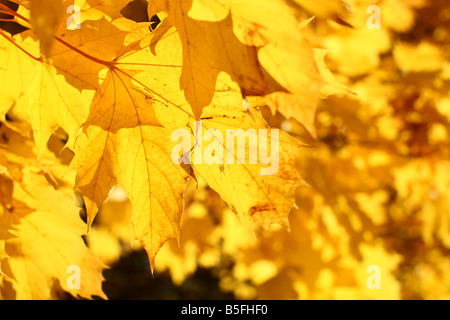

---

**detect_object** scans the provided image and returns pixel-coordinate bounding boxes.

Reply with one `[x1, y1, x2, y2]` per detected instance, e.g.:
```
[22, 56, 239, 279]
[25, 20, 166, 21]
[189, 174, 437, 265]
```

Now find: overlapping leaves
[0, 0, 340, 298]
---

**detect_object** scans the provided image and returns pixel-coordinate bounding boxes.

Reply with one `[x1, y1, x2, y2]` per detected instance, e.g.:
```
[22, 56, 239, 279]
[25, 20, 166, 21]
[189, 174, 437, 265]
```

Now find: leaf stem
[54, 37, 115, 68]
[0, 3, 28, 23]
[0, 3, 114, 68]
[0, 28, 41, 61]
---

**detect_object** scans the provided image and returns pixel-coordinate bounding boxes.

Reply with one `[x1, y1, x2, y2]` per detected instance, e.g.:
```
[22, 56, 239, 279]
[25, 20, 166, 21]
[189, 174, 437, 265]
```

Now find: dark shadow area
[101, 249, 235, 300]
[120, 0, 149, 23]
[0, 0, 28, 35]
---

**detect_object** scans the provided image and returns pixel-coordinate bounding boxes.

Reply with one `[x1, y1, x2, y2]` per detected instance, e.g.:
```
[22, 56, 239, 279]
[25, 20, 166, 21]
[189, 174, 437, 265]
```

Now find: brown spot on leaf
[248, 203, 274, 216]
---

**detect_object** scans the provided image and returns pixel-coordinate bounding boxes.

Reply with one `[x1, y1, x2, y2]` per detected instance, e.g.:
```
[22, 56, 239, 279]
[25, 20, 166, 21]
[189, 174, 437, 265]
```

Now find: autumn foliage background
[0, 0, 449, 300]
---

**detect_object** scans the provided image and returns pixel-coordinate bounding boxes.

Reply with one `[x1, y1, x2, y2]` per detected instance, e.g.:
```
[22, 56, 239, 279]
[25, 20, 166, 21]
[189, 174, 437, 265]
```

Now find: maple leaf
[0, 30, 35, 117]
[127, 19, 306, 231]
[7, 0, 448, 302]
[0, 118, 106, 299]
[147, 0, 272, 119]
[122, 0, 450, 301]
[1, 2, 137, 155]
[0, 29, 92, 156]
[73, 67, 189, 269]
[2, 0, 334, 281]
[148, 0, 325, 135]
[64, 4, 307, 268]
[153, 71, 305, 230]
[1, 168, 106, 299]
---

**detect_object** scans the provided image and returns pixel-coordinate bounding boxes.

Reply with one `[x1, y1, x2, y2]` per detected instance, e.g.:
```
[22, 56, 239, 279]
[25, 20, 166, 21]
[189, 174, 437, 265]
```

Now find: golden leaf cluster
[0, 0, 449, 300]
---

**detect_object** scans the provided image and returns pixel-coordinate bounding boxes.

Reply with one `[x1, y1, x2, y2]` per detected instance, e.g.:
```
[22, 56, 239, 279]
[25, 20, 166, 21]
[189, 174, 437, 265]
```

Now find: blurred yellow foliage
[1, 0, 449, 300]
[133, 0, 450, 299]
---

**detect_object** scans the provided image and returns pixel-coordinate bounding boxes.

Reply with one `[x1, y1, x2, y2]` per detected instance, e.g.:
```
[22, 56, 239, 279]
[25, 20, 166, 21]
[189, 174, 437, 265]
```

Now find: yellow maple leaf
[1, 167, 106, 299]
[154, 71, 306, 231]
[0, 31, 36, 117]
[0, 119, 106, 299]
[73, 69, 189, 270]
[1, 4, 137, 155]
[148, 0, 326, 136]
